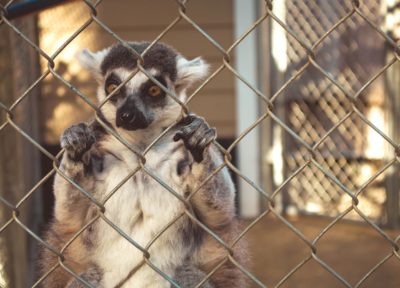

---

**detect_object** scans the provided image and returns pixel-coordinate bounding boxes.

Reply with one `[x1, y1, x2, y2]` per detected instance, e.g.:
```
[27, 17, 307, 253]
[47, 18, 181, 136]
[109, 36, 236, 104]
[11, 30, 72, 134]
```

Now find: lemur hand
[174, 114, 216, 163]
[61, 123, 95, 161]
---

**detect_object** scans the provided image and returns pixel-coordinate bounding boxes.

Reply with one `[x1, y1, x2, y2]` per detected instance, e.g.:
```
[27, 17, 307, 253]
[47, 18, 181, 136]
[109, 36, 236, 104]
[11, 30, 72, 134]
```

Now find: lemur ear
[176, 56, 209, 90]
[76, 48, 109, 79]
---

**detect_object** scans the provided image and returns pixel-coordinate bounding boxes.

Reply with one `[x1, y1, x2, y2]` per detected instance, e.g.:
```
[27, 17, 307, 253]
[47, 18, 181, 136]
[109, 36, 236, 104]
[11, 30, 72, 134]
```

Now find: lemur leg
[174, 263, 214, 288]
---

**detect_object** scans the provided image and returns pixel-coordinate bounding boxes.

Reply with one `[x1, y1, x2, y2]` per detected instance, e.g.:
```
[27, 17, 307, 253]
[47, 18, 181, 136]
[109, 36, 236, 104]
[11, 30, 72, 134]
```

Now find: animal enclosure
[1, 0, 400, 287]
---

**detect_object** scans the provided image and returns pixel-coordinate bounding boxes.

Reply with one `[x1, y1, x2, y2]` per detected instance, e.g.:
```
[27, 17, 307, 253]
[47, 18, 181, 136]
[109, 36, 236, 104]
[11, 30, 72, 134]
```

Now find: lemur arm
[53, 123, 97, 225]
[190, 149, 249, 288]
[40, 123, 99, 288]
[173, 114, 235, 228]
[174, 114, 249, 288]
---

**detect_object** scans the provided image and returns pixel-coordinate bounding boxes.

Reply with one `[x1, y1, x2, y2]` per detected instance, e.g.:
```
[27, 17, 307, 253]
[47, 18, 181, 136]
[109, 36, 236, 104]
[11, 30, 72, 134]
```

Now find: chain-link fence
[1, 0, 400, 287]
[270, 1, 387, 223]
[278, 0, 393, 224]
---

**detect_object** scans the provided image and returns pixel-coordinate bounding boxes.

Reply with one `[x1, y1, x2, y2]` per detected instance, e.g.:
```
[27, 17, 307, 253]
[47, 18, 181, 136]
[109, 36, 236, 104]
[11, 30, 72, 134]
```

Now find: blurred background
[1, 0, 400, 287]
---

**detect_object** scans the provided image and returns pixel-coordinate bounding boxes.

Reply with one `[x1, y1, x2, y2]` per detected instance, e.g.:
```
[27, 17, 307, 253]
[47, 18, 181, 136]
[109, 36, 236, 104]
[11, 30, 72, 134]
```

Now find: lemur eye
[106, 83, 119, 94]
[148, 85, 162, 97]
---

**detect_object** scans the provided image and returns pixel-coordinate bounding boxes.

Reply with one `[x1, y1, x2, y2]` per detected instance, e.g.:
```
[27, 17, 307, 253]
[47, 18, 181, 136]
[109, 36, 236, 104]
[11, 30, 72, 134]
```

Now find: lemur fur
[39, 42, 248, 288]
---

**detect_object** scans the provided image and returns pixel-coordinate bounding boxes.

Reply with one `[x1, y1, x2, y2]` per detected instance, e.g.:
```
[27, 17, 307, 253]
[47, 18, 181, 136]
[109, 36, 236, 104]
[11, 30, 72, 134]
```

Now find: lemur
[39, 42, 248, 288]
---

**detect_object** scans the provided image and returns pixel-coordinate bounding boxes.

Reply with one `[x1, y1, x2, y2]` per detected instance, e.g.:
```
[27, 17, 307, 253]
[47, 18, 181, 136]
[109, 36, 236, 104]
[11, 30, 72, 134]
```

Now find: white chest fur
[93, 136, 190, 287]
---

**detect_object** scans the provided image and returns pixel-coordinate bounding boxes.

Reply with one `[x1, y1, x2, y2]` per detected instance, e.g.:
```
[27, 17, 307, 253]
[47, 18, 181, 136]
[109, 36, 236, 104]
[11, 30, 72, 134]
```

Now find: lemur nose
[120, 112, 134, 123]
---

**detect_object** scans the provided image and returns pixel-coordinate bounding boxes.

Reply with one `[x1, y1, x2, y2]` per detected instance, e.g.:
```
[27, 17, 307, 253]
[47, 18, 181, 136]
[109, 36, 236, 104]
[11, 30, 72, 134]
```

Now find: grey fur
[81, 205, 99, 248]
[174, 263, 213, 288]
[101, 42, 178, 81]
[179, 213, 205, 253]
[61, 123, 95, 161]
[176, 157, 192, 176]
[66, 265, 103, 288]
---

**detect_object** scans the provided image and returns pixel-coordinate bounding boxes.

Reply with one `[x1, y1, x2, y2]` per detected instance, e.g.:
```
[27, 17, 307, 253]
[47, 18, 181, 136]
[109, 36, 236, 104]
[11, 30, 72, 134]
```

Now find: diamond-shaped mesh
[1, 0, 400, 287]
[278, 0, 392, 222]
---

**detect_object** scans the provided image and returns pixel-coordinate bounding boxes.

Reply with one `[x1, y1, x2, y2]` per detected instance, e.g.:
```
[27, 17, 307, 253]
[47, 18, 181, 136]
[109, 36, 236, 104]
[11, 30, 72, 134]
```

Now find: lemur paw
[61, 123, 95, 161]
[174, 114, 216, 163]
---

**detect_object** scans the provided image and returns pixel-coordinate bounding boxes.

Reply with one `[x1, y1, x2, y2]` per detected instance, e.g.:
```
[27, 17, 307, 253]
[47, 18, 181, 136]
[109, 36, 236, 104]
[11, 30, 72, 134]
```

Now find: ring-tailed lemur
[39, 42, 248, 288]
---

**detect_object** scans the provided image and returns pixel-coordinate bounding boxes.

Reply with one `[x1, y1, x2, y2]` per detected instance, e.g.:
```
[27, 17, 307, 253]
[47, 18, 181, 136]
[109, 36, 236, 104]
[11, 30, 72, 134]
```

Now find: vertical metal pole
[233, 0, 261, 218]
[384, 50, 400, 228]
[382, 0, 400, 228]
[268, 0, 288, 213]
[259, 2, 274, 212]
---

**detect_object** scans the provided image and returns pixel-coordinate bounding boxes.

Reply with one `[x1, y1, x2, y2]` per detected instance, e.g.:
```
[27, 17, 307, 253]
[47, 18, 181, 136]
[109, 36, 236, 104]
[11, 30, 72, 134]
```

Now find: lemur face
[77, 42, 208, 131]
[102, 66, 172, 131]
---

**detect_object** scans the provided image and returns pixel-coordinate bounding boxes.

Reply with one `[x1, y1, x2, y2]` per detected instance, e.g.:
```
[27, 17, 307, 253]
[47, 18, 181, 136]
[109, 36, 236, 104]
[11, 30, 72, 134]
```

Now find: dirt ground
[242, 214, 400, 288]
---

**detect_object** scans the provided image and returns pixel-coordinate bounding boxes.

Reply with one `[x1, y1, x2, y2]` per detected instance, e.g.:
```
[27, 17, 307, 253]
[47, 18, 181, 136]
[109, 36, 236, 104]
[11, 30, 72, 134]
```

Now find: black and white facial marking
[103, 68, 170, 131]
[77, 41, 209, 133]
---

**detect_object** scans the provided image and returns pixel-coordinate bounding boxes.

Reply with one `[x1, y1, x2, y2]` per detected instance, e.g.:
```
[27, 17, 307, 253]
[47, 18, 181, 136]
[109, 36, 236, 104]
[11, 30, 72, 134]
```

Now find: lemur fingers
[61, 123, 95, 161]
[174, 114, 217, 163]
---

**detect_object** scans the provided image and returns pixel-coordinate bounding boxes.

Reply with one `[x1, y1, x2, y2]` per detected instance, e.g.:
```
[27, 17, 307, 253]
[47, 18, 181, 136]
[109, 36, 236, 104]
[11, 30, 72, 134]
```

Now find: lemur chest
[93, 138, 192, 237]
[88, 139, 193, 287]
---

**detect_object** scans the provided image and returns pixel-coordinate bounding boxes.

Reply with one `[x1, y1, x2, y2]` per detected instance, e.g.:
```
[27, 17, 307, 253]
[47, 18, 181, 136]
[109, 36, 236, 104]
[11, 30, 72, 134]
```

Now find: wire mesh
[279, 0, 391, 223]
[0, 0, 400, 287]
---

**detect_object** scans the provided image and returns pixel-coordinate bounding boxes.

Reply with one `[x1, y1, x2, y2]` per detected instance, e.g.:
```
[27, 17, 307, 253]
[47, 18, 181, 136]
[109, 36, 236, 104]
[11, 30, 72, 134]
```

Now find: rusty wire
[1, 0, 400, 287]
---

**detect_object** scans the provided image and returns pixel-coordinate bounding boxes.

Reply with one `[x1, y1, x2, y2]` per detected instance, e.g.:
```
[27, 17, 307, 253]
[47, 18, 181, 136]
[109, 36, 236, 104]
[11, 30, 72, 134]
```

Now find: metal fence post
[384, 45, 400, 228]
[233, 0, 262, 218]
